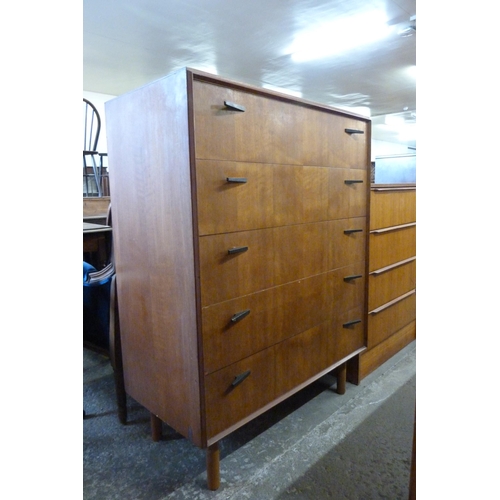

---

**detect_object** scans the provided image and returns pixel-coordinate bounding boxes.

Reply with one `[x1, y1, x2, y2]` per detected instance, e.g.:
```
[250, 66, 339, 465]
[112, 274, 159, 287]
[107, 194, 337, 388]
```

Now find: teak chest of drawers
[105, 68, 371, 490]
[351, 184, 416, 382]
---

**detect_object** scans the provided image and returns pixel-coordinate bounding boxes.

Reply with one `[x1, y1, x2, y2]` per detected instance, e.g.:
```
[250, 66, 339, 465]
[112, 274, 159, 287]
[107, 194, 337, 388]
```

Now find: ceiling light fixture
[290, 11, 393, 62]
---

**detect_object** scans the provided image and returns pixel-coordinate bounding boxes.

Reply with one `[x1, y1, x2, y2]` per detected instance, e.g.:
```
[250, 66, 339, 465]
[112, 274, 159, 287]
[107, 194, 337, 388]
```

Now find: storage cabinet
[105, 68, 371, 490]
[351, 185, 416, 381]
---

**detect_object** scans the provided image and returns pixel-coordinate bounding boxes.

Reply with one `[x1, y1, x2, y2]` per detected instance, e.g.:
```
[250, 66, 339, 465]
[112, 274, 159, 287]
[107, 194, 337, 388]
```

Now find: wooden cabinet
[105, 68, 371, 489]
[351, 185, 416, 382]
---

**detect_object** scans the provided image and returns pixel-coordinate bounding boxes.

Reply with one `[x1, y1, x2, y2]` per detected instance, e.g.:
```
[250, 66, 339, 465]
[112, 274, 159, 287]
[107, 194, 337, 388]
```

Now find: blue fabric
[83, 261, 111, 350]
[83, 261, 96, 282]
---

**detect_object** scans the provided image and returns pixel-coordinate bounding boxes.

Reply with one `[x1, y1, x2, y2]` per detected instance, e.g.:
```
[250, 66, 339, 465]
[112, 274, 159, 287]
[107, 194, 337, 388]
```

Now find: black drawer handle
[226, 177, 247, 183]
[344, 179, 363, 184]
[344, 229, 363, 235]
[231, 309, 251, 323]
[343, 319, 362, 328]
[228, 246, 248, 255]
[224, 100, 246, 112]
[231, 370, 251, 387]
[345, 128, 364, 135]
[344, 274, 362, 282]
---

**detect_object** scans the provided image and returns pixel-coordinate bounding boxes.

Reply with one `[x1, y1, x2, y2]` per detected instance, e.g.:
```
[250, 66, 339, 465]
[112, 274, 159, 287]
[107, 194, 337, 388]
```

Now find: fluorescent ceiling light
[290, 12, 393, 62]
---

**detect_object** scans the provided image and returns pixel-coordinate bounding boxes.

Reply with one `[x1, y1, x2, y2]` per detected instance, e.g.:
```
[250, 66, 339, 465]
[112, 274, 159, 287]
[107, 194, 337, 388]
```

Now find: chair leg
[114, 369, 127, 425]
[83, 158, 90, 196]
[109, 275, 127, 424]
[90, 154, 102, 197]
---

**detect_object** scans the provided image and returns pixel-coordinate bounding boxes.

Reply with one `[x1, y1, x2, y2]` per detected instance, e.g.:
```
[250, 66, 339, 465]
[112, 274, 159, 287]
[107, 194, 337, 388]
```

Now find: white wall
[371, 139, 412, 161]
[83, 91, 116, 154]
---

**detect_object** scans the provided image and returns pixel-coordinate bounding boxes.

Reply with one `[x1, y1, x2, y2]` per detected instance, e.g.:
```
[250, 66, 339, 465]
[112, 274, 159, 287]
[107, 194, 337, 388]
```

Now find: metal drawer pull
[231, 309, 251, 323]
[228, 246, 248, 255]
[344, 229, 363, 235]
[224, 100, 246, 112]
[226, 177, 247, 183]
[344, 274, 362, 282]
[231, 370, 251, 387]
[343, 319, 362, 328]
[370, 257, 416, 276]
[370, 222, 416, 234]
[369, 289, 416, 315]
[345, 128, 364, 134]
[344, 179, 363, 184]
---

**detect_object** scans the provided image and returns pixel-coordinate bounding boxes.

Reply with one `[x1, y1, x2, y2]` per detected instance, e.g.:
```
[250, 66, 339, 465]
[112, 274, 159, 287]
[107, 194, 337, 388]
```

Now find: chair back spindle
[83, 98, 108, 197]
[83, 98, 101, 153]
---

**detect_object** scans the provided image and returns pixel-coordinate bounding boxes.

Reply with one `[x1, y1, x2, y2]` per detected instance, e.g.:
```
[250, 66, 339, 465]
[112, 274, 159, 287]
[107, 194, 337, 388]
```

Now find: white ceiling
[83, 0, 416, 149]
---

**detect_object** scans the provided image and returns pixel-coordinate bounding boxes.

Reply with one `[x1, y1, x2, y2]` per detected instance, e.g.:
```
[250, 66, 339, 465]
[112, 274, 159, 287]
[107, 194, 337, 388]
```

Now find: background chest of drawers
[350, 184, 416, 382]
[105, 68, 371, 489]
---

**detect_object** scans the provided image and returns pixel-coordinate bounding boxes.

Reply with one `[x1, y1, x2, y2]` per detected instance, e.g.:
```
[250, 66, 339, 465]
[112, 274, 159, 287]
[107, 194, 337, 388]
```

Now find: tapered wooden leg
[150, 413, 163, 442]
[336, 362, 347, 395]
[346, 354, 361, 386]
[206, 442, 220, 491]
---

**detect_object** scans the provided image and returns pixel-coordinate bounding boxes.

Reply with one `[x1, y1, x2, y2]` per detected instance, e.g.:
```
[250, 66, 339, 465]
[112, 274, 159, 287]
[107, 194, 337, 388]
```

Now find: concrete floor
[84, 341, 416, 499]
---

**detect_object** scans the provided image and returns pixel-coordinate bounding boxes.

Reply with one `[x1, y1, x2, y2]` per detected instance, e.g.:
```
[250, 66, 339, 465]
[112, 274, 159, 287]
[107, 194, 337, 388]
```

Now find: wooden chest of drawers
[352, 185, 416, 382]
[105, 68, 371, 489]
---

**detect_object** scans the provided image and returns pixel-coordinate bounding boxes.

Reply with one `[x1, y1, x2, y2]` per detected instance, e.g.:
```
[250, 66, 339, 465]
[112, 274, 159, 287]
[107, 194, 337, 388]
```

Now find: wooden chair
[83, 98, 108, 197]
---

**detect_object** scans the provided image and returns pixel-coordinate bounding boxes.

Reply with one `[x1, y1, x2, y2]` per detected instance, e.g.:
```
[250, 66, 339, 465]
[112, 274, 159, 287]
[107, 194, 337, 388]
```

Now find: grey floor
[84, 341, 416, 499]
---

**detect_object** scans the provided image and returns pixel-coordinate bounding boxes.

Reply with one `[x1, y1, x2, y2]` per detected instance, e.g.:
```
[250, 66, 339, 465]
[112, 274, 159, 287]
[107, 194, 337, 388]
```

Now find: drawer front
[331, 262, 366, 316]
[202, 273, 332, 373]
[370, 189, 416, 229]
[199, 228, 275, 306]
[328, 168, 368, 220]
[296, 106, 369, 168]
[271, 164, 329, 226]
[196, 160, 275, 235]
[204, 347, 276, 439]
[331, 306, 366, 363]
[196, 161, 330, 235]
[275, 322, 332, 397]
[329, 217, 367, 270]
[193, 81, 303, 165]
[193, 80, 369, 167]
[368, 258, 416, 311]
[368, 291, 416, 348]
[369, 225, 416, 272]
[199, 219, 366, 306]
[196, 161, 368, 235]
